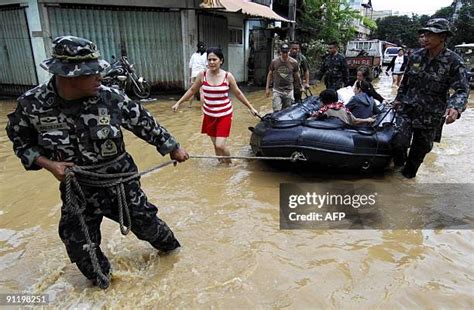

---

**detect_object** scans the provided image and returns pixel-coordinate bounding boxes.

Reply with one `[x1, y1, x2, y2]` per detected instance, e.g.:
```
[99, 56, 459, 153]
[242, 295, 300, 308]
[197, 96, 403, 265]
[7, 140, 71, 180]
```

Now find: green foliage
[373, 1, 473, 48]
[361, 16, 377, 31]
[431, 6, 454, 19]
[298, 0, 362, 44]
[302, 39, 327, 70]
[298, 0, 363, 67]
[445, 4, 474, 47]
[372, 15, 428, 47]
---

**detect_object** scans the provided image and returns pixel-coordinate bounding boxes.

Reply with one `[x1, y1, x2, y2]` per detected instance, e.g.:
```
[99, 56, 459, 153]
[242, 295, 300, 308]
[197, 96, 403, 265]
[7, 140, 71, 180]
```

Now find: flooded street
[0, 74, 473, 308]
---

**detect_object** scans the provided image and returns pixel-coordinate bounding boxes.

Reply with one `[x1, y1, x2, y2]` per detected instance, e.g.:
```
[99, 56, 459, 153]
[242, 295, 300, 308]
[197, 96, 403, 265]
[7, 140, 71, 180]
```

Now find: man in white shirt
[188, 41, 207, 106]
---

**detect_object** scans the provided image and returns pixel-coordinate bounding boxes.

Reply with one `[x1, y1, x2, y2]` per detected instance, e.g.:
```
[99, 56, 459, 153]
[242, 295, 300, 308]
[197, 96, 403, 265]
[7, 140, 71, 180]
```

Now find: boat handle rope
[189, 152, 307, 162]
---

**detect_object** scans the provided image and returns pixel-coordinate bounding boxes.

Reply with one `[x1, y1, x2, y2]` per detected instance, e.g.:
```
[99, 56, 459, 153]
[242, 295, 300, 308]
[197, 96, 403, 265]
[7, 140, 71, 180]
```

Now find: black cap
[280, 43, 290, 52]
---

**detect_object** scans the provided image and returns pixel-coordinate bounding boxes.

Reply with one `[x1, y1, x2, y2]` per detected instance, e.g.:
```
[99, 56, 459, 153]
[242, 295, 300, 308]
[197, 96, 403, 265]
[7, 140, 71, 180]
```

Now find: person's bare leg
[188, 77, 196, 107]
[396, 75, 402, 87]
[210, 137, 223, 163]
[214, 137, 231, 164]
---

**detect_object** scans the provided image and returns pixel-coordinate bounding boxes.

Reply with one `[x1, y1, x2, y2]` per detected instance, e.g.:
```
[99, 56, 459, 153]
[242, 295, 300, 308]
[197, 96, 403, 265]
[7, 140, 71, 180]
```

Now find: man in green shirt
[289, 41, 310, 103]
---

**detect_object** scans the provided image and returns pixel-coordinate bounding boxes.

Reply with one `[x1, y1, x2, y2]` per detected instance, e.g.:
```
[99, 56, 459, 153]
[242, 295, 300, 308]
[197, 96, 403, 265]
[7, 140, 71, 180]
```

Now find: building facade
[0, 0, 288, 95]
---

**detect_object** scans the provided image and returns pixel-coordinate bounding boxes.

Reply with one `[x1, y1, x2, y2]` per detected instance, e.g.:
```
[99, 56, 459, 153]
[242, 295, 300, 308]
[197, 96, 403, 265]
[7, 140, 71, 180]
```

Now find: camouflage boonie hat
[41, 36, 110, 77]
[418, 18, 453, 36]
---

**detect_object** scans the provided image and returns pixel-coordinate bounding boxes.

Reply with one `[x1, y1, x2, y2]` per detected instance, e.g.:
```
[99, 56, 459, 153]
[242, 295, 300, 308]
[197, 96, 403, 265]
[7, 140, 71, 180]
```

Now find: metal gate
[0, 5, 37, 94]
[249, 29, 272, 86]
[48, 6, 184, 90]
[198, 14, 229, 71]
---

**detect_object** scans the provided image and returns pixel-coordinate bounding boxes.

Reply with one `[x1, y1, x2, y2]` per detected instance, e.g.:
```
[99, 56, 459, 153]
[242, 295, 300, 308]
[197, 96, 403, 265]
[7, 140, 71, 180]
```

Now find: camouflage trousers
[58, 178, 180, 280]
[324, 77, 345, 91]
[293, 87, 302, 103]
[391, 113, 436, 176]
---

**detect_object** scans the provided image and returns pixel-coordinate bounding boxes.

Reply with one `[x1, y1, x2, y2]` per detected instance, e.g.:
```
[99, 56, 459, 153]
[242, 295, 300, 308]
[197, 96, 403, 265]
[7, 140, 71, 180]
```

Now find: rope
[189, 151, 307, 162]
[64, 171, 110, 289]
[360, 105, 397, 170]
[63, 156, 176, 289]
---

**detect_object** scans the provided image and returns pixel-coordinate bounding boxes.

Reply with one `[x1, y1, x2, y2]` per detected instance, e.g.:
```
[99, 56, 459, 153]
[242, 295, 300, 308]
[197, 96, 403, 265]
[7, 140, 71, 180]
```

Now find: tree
[373, 15, 431, 47]
[298, 0, 363, 45]
[451, 4, 474, 46]
[432, 1, 474, 47]
[373, 0, 473, 48]
[296, 0, 367, 72]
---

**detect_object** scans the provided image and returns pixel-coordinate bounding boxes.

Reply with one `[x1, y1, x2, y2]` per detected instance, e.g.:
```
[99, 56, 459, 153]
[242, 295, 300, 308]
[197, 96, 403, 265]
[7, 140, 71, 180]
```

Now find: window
[251, 0, 271, 6]
[386, 47, 400, 54]
[229, 28, 243, 45]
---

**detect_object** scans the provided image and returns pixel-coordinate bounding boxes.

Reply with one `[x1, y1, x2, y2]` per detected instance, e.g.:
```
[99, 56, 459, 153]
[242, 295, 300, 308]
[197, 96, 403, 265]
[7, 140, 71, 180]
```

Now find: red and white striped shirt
[201, 70, 233, 118]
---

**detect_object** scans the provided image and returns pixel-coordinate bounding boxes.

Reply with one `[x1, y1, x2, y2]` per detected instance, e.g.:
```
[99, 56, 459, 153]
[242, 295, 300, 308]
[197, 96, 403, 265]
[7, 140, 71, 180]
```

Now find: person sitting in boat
[310, 89, 375, 126]
[352, 67, 385, 103]
[346, 80, 381, 119]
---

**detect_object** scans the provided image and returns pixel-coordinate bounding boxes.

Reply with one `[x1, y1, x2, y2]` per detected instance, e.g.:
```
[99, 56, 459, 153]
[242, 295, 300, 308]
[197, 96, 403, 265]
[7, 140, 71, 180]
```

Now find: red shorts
[201, 113, 233, 137]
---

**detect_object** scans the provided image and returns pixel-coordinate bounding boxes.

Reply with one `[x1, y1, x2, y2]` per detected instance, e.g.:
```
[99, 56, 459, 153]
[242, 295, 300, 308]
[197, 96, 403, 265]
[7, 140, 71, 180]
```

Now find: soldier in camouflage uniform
[5, 36, 189, 287]
[289, 41, 310, 103]
[317, 41, 349, 90]
[392, 19, 469, 178]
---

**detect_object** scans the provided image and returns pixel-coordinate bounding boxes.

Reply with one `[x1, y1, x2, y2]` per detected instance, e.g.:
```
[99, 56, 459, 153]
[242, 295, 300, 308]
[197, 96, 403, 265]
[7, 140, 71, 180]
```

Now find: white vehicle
[383, 47, 401, 65]
[454, 43, 474, 86]
[345, 39, 384, 78]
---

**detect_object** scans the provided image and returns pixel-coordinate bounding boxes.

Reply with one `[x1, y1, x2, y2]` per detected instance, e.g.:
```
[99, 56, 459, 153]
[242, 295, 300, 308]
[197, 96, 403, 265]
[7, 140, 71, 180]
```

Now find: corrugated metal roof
[201, 0, 292, 22]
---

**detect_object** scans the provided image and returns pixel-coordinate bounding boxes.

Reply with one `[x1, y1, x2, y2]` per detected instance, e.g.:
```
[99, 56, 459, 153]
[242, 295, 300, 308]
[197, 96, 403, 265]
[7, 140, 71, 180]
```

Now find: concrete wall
[25, 0, 49, 83]
[226, 14, 245, 82]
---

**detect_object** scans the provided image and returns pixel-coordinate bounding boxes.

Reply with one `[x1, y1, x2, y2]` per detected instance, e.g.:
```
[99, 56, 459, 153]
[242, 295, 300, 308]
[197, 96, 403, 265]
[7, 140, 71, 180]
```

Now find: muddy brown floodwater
[0, 74, 473, 308]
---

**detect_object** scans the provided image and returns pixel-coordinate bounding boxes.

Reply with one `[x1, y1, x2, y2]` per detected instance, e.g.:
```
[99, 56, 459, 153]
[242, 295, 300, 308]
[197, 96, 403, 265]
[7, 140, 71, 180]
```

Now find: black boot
[76, 250, 111, 289]
[92, 271, 111, 289]
[392, 148, 407, 168]
[401, 161, 419, 178]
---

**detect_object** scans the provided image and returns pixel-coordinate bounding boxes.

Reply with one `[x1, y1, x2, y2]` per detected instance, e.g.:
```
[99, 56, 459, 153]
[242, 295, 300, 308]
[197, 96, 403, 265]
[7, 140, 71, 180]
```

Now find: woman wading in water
[172, 47, 260, 164]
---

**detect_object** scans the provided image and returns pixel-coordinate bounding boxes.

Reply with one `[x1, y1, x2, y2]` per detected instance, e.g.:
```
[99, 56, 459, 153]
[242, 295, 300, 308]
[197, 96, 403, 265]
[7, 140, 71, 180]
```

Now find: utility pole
[452, 0, 463, 22]
[288, 0, 297, 40]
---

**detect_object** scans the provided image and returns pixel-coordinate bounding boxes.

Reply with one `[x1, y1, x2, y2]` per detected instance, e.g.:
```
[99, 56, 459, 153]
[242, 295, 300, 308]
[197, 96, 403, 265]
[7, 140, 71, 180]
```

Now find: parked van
[383, 47, 401, 65]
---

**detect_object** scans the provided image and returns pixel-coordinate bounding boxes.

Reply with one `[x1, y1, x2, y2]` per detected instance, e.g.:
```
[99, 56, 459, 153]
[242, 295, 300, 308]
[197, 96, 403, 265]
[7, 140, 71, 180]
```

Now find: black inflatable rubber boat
[249, 96, 397, 171]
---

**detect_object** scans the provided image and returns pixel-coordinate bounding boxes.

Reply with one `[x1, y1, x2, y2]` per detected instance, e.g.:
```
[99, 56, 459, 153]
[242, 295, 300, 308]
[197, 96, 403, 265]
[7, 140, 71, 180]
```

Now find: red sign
[346, 57, 373, 67]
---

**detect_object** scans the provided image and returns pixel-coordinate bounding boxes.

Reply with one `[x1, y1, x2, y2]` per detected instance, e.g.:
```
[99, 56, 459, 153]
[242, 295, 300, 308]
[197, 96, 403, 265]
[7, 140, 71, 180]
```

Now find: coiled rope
[63, 154, 177, 289]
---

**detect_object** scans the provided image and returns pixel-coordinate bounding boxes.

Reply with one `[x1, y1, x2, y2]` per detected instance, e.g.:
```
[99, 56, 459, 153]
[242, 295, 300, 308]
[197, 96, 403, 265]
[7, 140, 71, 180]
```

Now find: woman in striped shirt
[172, 47, 260, 164]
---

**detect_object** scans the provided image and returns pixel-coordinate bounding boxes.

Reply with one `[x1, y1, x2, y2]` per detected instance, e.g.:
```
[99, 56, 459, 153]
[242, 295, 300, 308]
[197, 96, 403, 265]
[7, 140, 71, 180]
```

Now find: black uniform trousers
[392, 112, 437, 177]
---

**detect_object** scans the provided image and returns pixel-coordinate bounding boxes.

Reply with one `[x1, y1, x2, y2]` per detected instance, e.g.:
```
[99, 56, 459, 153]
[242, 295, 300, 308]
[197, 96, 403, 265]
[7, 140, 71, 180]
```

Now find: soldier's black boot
[152, 238, 181, 253]
[401, 161, 419, 178]
[75, 251, 111, 289]
[92, 271, 111, 289]
[392, 147, 407, 168]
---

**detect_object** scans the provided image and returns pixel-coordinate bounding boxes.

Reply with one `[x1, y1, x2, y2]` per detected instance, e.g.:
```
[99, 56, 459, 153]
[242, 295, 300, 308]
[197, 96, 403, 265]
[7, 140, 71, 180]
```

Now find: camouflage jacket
[6, 78, 179, 170]
[395, 47, 469, 128]
[294, 53, 309, 85]
[318, 53, 348, 84]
